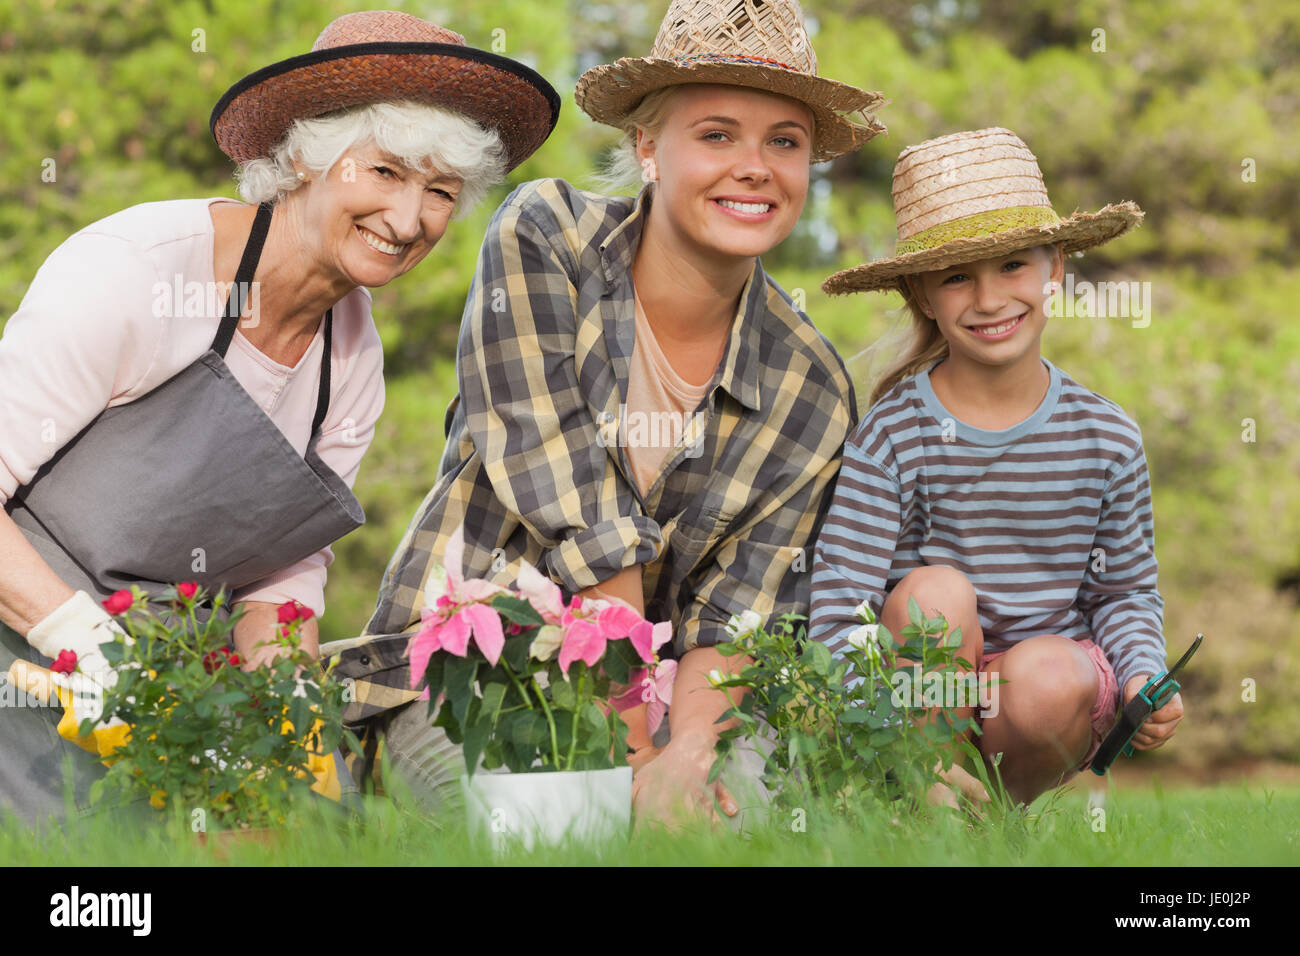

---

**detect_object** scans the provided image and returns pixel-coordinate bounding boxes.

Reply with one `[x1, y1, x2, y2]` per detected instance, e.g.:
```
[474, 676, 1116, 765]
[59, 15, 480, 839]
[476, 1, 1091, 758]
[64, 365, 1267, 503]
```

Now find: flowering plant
[708, 599, 988, 814]
[407, 526, 674, 776]
[79, 584, 355, 829]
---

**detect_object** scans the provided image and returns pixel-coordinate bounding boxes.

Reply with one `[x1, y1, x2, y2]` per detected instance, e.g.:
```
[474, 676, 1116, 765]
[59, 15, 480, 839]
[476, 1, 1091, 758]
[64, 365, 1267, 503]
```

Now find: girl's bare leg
[979, 635, 1097, 805]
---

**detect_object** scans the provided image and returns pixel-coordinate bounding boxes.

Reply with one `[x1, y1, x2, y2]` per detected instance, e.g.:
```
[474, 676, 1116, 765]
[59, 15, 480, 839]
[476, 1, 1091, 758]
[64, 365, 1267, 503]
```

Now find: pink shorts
[976, 638, 1120, 776]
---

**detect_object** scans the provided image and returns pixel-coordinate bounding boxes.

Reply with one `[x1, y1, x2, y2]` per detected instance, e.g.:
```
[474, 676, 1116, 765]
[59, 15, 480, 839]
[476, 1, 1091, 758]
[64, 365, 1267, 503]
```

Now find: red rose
[176, 581, 199, 600]
[277, 600, 315, 625]
[102, 590, 133, 615]
[50, 649, 78, 675]
[203, 647, 240, 674]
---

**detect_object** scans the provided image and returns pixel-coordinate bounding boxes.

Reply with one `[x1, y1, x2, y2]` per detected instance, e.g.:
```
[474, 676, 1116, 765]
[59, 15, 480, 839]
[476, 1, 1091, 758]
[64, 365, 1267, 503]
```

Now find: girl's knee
[994, 636, 1097, 735]
[889, 565, 977, 618]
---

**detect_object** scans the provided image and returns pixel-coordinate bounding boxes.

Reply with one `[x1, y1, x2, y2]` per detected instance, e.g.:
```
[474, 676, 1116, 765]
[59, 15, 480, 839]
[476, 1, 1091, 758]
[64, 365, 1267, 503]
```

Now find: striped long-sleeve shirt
[809, 357, 1166, 691]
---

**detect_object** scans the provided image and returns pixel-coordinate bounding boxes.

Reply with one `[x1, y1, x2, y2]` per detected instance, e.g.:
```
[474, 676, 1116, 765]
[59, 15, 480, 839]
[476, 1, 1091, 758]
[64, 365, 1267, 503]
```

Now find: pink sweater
[0, 198, 387, 618]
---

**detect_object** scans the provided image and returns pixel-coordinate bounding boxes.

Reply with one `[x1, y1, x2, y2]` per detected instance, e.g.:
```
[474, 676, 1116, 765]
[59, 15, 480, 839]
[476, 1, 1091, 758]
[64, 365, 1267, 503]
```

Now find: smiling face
[636, 84, 813, 265]
[907, 244, 1065, 376]
[291, 141, 462, 289]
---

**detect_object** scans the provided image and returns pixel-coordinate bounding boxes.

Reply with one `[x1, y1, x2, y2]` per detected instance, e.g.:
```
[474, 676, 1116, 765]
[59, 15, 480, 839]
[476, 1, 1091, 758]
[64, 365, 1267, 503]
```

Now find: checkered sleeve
[457, 187, 664, 594]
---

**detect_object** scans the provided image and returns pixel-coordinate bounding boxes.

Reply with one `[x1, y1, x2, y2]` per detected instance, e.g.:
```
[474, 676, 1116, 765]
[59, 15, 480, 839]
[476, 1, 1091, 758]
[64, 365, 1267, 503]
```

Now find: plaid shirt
[328, 178, 856, 734]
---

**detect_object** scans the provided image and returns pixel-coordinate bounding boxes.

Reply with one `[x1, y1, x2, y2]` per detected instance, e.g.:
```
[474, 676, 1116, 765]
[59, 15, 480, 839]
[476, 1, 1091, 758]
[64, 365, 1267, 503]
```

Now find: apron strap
[212, 202, 334, 440]
[312, 309, 333, 439]
[212, 202, 273, 358]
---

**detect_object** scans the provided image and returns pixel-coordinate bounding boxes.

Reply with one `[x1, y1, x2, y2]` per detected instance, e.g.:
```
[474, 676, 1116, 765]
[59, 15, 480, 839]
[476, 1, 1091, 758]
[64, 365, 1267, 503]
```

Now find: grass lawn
[5, 776, 1297, 867]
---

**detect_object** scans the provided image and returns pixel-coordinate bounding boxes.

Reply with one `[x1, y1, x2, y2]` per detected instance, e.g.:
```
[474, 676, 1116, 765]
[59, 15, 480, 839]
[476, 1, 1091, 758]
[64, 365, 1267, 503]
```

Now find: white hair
[234, 101, 508, 217]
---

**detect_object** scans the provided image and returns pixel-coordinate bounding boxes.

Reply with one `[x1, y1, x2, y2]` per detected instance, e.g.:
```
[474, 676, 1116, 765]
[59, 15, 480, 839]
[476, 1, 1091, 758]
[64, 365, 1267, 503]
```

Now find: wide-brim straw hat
[210, 10, 560, 172]
[823, 127, 1143, 295]
[575, 0, 886, 163]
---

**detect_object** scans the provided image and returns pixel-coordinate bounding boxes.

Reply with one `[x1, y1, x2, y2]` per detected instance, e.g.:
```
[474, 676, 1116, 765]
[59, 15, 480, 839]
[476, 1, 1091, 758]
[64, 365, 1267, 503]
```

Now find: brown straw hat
[210, 10, 560, 172]
[575, 0, 886, 163]
[823, 127, 1144, 295]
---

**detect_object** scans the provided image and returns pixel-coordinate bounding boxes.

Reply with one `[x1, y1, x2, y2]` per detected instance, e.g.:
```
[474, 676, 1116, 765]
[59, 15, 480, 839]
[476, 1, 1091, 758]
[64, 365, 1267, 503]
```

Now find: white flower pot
[461, 766, 632, 853]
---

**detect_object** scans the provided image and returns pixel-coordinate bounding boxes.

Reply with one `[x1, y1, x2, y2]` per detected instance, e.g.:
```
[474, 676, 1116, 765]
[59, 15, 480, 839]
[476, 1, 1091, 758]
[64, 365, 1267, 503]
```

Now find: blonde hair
[865, 244, 1065, 407]
[593, 86, 685, 193]
[867, 282, 948, 408]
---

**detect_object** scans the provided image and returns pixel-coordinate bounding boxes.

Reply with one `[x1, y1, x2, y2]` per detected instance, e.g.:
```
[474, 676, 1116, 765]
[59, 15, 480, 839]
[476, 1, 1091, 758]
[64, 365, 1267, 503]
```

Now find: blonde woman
[339, 0, 885, 826]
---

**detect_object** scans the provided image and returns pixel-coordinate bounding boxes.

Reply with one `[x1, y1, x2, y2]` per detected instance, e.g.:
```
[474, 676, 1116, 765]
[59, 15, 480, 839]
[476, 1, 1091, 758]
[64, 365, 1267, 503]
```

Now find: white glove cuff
[26, 590, 126, 662]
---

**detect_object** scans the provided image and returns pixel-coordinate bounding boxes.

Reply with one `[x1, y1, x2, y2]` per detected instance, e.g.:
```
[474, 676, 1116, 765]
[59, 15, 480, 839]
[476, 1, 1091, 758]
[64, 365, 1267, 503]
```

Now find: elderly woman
[0, 10, 558, 823]
[335, 0, 885, 825]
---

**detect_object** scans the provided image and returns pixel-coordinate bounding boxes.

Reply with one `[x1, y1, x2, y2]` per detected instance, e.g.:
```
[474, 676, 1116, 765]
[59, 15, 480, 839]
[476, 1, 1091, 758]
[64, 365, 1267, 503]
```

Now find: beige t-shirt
[624, 286, 716, 500]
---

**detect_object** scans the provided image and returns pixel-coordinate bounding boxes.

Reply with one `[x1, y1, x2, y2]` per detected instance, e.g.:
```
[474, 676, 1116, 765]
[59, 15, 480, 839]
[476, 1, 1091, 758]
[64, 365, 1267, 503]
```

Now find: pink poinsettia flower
[629, 619, 672, 664]
[515, 560, 565, 624]
[557, 614, 606, 673]
[610, 660, 677, 736]
[643, 659, 677, 735]
[406, 526, 509, 695]
[555, 596, 621, 673]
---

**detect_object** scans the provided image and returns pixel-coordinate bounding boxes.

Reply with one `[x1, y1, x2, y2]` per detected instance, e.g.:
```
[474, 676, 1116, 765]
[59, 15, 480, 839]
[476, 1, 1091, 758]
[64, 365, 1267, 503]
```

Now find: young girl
[809, 128, 1183, 806]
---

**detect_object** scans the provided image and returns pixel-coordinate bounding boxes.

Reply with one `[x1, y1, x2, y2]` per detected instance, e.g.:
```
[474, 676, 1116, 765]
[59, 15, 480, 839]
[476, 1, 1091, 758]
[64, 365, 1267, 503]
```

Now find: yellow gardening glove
[7, 659, 131, 758]
[8, 660, 341, 802]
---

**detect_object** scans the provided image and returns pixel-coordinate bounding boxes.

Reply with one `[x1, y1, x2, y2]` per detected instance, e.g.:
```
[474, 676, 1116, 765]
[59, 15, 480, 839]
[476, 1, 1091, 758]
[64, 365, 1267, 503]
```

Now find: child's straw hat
[210, 10, 560, 172]
[575, 0, 886, 163]
[823, 127, 1143, 295]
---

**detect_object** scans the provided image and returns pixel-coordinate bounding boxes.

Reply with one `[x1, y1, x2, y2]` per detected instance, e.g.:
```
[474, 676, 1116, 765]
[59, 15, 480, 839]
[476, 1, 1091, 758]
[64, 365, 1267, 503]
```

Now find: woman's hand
[926, 762, 991, 810]
[1123, 674, 1184, 750]
[631, 726, 737, 826]
[232, 600, 318, 671]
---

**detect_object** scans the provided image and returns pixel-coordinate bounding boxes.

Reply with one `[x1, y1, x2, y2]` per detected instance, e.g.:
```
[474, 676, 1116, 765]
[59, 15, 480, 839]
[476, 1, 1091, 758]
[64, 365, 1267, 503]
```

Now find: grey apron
[0, 202, 364, 824]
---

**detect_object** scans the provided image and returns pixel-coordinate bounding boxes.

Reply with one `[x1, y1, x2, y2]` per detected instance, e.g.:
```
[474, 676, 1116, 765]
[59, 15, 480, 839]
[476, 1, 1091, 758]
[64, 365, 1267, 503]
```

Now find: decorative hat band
[894, 206, 1062, 256]
[671, 52, 801, 71]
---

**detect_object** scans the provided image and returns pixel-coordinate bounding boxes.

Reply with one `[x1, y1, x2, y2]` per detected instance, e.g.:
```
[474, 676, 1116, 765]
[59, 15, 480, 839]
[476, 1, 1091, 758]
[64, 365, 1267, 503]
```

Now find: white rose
[847, 623, 880, 651]
[724, 609, 764, 641]
[706, 669, 727, 689]
[852, 600, 875, 624]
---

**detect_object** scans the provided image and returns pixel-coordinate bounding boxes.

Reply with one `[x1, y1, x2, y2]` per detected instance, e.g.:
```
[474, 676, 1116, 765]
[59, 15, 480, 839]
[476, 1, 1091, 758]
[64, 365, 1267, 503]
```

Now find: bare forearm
[232, 600, 318, 670]
[0, 508, 75, 636]
[576, 562, 645, 616]
[668, 645, 753, 745]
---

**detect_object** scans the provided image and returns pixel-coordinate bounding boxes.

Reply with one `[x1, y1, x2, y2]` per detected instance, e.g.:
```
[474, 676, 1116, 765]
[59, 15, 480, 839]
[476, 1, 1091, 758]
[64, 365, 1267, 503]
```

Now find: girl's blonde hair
[865, 244, 1063, 408]
[867, 282, 948, 408]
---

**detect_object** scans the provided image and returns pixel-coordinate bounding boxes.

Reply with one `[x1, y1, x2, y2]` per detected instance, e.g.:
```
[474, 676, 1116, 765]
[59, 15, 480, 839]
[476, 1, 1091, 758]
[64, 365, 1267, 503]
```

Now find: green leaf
[582, 701, 606, 731]
[802, 639, 832, 677]
[839, 709, 871, 724]
[443, 655, 479, 726]
[479, 681, 508, 726]
[462, 717, 491, 775]
[422, 654, 447, 703]
[943, 625, 963, 648]
[907, 596, 924, 629]
[501, 633, 532, 673]
[602, 638, 639, 685]
[491, 594, 546, 628]
[208, 690, 248, 707]
[433, 699, 463, 744]
[550, 676, 577, 710]
[511, 710, 548, 748]
[707, 742, 731, 784]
